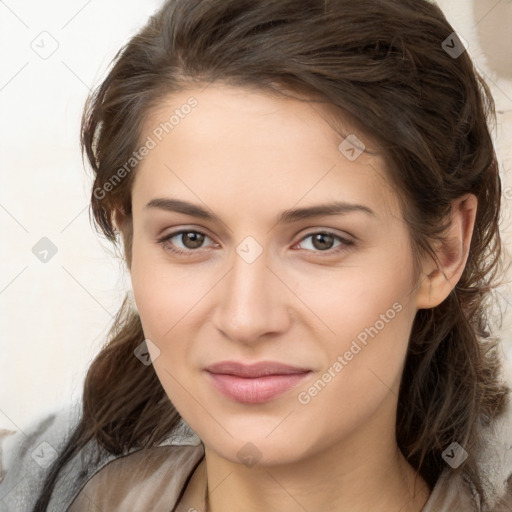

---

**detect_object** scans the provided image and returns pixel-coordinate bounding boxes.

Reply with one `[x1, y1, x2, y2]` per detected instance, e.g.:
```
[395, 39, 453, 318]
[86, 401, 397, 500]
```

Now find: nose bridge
[215, 240, 288, 342]
[230, 246, 268, 302]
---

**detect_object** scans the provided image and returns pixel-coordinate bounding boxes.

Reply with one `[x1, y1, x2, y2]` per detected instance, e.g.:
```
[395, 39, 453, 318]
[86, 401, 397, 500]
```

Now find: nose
[213, 246, 291, 345]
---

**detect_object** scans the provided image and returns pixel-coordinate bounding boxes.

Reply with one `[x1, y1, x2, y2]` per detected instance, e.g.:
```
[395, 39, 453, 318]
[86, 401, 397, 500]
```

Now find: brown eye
[179, 231, 205, 249]
[157, 229, 217, 256]
[311, 232, 335, 251]
[295, 231, 354, 255]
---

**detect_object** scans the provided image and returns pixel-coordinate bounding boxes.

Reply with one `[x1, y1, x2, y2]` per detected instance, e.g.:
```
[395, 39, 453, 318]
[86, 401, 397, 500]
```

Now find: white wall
[1, 0, 511, 432]
[0, 1, 162, 432]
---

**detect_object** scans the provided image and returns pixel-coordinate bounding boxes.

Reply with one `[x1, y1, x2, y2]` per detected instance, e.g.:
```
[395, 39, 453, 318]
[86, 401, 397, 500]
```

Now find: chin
[195, 415, 321, 467]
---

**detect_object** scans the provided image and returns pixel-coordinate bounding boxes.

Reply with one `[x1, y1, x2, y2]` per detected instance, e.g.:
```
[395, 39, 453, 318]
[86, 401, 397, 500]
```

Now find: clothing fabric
[1, 398, 512, 511]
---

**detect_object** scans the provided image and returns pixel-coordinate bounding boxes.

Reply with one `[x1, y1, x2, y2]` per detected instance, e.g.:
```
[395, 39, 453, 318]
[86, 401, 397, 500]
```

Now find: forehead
[142, 82, 381, 152]
[133, 83, 401, 220]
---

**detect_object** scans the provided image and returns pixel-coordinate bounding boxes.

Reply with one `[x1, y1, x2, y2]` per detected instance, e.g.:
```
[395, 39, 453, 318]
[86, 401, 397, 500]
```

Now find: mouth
[204, 360, 312, 403]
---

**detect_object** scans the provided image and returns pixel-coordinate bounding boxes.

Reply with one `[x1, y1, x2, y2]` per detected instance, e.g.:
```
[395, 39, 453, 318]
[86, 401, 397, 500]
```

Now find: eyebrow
[144, 198, 375, 224]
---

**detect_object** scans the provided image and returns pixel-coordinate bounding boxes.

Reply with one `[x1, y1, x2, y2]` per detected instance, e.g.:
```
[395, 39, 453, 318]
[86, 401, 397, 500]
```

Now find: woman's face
[129, 83, 423, 466]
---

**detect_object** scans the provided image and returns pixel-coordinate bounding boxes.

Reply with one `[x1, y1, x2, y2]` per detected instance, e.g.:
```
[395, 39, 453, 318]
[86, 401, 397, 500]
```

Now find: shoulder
[424, 386, 512, 512]
[0, 402, 81, 511]
[472, 391, 512, 511]
[68, 443, 204, 512]
[0, 402, 204, 512]
[68, 417, 205, 511]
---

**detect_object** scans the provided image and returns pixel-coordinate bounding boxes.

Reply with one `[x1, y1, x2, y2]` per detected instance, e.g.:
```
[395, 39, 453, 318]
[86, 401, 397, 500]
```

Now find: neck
[180, 392, 431, 511]
[201, 447, 429, 512]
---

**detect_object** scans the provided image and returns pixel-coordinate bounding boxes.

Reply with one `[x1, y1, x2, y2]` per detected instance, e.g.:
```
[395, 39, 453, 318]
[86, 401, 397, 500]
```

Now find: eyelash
[156, 229, 354, 258]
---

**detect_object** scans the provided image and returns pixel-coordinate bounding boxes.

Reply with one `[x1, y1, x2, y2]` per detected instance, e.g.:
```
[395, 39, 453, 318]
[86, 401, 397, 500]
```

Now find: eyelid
[156, 228, 217, 250]
[292, 229, 355, 255]
[296, 227, 355, 243]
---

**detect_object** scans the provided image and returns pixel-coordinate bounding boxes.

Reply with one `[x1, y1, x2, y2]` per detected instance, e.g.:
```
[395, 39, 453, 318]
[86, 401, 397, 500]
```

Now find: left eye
[294, 231, 353, 253]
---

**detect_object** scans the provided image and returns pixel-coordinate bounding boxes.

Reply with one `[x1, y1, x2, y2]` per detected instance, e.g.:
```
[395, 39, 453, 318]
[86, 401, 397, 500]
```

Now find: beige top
[67, 444, 206, 512]
[67, 442, 478, 512]
[2, 396, 512, 511]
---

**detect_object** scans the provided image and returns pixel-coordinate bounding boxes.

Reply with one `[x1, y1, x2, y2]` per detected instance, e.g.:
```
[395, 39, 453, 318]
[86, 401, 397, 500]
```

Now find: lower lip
[206, 371, 311, 404]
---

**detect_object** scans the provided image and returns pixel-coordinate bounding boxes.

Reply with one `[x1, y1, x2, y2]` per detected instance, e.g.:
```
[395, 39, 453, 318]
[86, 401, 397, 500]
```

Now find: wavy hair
[34, 0, 509, 509]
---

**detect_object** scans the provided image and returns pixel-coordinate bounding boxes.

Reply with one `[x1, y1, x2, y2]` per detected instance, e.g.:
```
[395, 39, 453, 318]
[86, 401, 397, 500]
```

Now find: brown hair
[34, 0, 509, 509]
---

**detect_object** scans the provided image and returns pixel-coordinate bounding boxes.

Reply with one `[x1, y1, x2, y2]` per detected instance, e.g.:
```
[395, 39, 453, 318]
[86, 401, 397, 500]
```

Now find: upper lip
[205, 361, 311, 378]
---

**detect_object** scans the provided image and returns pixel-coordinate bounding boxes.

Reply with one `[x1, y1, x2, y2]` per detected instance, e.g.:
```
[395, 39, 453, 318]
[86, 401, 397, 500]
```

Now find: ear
[415, 194, 477, 310]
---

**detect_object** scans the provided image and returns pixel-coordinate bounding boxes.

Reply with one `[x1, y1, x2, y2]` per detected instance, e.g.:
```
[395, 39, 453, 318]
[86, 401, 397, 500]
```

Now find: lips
[204, 360, 311, 403]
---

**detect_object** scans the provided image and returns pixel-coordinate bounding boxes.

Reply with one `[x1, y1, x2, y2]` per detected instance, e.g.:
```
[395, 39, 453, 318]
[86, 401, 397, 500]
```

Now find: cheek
[130, 239, 207, 339]
[310, 245, 417, 392]
[130, 246, 199, 412]
[291, 247, 415, 353]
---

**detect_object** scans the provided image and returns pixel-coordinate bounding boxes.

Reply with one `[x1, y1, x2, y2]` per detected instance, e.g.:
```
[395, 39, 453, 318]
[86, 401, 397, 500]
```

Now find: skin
[120, 82, 477, 512]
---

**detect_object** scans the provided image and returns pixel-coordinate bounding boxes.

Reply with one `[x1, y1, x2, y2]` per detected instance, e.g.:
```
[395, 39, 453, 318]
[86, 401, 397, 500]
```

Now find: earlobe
[415, 194, 478, 310]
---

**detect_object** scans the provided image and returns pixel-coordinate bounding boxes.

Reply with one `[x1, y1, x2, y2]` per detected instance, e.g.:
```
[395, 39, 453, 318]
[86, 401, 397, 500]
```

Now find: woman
[1, 0, 511, 510]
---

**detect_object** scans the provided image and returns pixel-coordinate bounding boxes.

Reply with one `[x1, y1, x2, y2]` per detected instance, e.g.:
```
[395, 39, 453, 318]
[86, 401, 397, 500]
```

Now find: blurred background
[0, 0, 511, 432]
